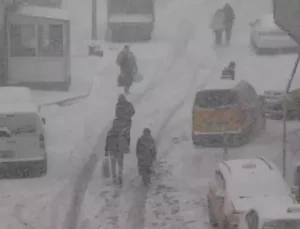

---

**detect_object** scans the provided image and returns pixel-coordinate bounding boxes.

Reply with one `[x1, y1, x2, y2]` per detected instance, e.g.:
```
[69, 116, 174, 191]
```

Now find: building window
[10, 24, 36, 57]
[38, 24, 63, 57]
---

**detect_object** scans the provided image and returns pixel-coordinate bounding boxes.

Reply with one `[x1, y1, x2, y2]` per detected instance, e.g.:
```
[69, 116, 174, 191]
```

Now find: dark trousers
[225, 26, 233, 44]
[214, 30, 223, 45]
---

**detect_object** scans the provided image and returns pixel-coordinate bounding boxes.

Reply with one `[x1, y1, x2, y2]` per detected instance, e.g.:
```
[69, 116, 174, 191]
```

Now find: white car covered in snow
[238, 204, 300, 229]
[0, 87, 47, 178]
[249, 14, 298, 54]
[207, 157, 297, 229]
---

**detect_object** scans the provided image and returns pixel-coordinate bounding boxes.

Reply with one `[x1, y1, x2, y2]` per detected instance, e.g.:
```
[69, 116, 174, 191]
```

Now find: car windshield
[263, 220, 300, 229]
[195, 90, 238, 108]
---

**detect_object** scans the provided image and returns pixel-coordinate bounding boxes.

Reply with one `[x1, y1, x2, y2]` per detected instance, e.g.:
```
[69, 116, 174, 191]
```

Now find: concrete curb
[38, 76, 94, 111]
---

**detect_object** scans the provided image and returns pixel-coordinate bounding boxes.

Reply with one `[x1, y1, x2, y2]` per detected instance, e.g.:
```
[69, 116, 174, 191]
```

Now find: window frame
[37, 23, 64, 57]
[9, 23, 38, 57]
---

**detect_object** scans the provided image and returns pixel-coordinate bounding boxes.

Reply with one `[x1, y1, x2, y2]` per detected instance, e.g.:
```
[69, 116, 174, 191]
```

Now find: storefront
[6, 5, 70, 90]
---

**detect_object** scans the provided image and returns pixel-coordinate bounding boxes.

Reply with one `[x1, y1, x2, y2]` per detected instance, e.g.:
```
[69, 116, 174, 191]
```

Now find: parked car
[249, 14, 298, 54]
[192, 79, 265, 146]
[264, 89, 300, 120]
[238, 205, 300, 229]
[0, 87, 47, 178]
[207, 157, 298, 229]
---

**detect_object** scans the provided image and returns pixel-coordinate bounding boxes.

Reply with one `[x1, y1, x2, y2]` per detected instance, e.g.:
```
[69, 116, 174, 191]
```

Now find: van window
[195, 90, 238, 108]
[0, 114, 37, 136]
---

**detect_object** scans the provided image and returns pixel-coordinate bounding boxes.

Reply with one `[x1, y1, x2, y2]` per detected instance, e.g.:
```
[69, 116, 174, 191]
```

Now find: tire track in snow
[62, 5, 202, 229]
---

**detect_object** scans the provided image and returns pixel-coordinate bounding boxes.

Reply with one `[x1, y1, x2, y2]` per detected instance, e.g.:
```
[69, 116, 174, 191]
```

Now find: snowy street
[1, 0, 300, 228]
[75, 0, 300, 229]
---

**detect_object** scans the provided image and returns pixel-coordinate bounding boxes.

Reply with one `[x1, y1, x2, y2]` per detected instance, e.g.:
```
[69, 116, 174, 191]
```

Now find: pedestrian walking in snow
[116, 45, 138, 94]
[105, 120, 130, 186]
[136, 128, 157, 185]
[221, 61, 236, 80]
[211, 9, 225, 45]
[115, 94, 135, 146]
[222, 3, 235, 45]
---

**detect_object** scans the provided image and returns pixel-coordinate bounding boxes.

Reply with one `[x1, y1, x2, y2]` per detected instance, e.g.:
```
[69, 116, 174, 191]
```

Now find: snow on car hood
[232, 195, 295, 213]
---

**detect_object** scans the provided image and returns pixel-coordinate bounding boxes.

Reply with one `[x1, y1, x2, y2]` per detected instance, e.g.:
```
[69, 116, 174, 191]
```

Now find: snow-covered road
[77, 1, 300, 229]
[1, 0, 300, 228]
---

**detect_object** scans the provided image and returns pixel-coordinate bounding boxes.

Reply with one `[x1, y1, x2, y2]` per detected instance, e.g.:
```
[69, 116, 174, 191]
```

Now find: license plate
[0, 151, 13, 158]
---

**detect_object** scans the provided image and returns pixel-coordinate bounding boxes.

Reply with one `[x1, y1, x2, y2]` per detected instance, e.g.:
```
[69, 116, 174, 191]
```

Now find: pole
[223, 125, 228, 161]
[282, 53, 300, 178]
[91, 0, 97, 40]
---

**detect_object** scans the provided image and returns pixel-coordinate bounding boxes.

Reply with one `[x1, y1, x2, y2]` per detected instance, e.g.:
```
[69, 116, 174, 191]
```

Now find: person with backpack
[136, 128, 157, 185]
[105, 118, 130, 186]
[116, 45, 138, 94]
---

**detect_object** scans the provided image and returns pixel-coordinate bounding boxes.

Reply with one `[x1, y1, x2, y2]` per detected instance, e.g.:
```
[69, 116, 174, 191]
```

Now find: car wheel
[208, 201, 218, 227]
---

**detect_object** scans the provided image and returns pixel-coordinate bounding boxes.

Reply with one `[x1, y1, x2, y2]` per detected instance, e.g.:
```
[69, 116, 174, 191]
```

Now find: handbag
[117, 74, 126, 87]
[102, 156, 110, 178]
[133, 72, 143, 83]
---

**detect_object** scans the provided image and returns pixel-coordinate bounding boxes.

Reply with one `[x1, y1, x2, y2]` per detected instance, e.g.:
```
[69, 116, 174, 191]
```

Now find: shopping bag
[117, 74, 126, 87]
[102, 156, 110, 178]
[133, 72, 143, 83]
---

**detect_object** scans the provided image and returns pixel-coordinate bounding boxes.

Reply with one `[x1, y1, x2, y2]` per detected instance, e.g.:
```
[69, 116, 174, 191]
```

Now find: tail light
[39, 134, 45, 150]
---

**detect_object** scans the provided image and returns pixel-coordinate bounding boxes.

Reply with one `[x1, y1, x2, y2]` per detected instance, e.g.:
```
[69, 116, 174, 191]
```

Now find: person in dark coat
[136, 128, 157, 184]
[116, 45, 137, 94]
[222, 3, 235, 45]
[115, 94, 135, 145]
[105, 121, 129, 186]
[221, 61, 235, 80]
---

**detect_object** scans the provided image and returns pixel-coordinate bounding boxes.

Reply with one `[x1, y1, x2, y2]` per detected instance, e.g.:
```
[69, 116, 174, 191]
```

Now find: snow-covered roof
[220, 158, 290, 199]
[0, 87, 32, 104]
[232, 195, 295, 213]
[204, 78, 240, 91]
[15, 5, 69, 21]
[255, 204, 300, 221]
[0, 102, 38, 114]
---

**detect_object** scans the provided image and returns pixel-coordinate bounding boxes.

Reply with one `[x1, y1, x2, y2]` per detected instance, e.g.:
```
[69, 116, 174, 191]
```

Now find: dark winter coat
[221, 67, 235, 80]
[115, 99, 135, 120]
[116, 50, 137, 87]
[105, 120, 130, 156]
[136, 135, 157, 173]
[223, 4, 235, 28]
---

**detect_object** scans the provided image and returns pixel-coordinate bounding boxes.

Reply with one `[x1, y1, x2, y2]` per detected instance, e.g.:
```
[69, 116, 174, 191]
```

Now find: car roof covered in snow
[233, 195, 295, 213]
[203, 79, 240, 91]
[0, 102, 38, 115]
[258, 14, 280, 30]
[0, 87, 32, 104]
[219, 157, 290, 199]
[15, 5, 69, 21]
[254, 204, 300, 221]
